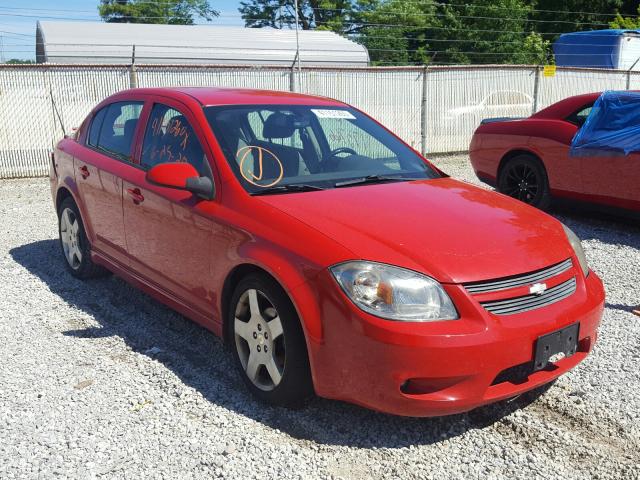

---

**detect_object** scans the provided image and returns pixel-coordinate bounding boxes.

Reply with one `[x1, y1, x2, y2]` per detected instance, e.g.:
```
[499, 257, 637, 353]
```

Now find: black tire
[498, 154, 551, 210]
[228, 273, 313, 407]
[57, 197, 109, 279]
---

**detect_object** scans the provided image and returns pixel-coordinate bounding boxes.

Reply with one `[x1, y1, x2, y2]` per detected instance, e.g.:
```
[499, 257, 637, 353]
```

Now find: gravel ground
[1, 156, 639, 479]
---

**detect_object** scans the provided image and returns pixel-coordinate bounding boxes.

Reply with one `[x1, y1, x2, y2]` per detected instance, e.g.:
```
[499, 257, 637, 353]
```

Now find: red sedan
[50, 87, 604, 417]
[469, 92, 640, 214]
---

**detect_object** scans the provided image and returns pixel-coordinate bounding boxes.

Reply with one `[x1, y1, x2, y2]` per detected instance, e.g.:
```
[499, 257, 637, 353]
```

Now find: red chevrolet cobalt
[50, 87, 604, 416]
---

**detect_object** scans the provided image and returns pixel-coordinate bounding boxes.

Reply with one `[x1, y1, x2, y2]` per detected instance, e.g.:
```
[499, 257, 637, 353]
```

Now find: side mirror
[146, 162, 214, 200]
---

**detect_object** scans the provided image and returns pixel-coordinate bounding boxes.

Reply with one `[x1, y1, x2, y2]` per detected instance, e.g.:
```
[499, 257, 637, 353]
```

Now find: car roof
[531, 92, 602, 119]
[116, 86, 345, 107]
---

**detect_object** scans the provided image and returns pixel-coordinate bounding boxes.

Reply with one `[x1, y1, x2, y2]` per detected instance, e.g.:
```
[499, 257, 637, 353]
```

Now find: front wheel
[498, 155, 551, 210]
[229, 273, 313, 407]
[58, 197, 108, 279]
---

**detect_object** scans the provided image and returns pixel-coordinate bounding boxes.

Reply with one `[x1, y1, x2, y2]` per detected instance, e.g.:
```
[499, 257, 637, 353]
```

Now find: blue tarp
[570, 91, 640, 156]
[553, 29, 637, 69]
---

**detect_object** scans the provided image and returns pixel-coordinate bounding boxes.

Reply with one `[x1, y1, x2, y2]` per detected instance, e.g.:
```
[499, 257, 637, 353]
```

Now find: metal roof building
[35, 21, 369, 66]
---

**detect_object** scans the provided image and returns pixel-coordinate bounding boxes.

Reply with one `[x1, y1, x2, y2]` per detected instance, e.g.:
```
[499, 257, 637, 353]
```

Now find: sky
[0, 0, 244, 61]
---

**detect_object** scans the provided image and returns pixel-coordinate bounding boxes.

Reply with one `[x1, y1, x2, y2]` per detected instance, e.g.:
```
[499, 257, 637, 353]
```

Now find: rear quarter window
[566, 103, 594, 127]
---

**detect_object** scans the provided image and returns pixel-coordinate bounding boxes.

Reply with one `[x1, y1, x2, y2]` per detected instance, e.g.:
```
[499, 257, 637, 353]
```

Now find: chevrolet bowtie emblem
[529, 282, 547, 296]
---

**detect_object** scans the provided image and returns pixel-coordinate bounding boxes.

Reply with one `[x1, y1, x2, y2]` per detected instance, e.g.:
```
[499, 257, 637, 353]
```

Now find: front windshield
[204, 105, 441, 193]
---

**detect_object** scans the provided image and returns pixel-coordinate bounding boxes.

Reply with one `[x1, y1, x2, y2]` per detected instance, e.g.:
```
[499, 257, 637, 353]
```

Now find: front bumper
[306, 269, 605, 417]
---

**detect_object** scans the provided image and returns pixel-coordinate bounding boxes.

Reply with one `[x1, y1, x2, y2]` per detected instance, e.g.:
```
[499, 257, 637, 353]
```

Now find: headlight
[330, 261, 458, 322]
[562, 225, 589, 277]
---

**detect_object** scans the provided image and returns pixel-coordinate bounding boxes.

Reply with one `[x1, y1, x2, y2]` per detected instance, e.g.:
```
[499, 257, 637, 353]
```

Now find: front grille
[464, 259, 573, 294]
[479, 278, 577, 315]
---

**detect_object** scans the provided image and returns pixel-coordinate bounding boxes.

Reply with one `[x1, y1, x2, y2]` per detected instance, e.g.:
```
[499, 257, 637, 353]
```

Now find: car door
[75, 100, 144, 262]
[122, 99, 215, 316]
[575, 103, 640, 210]
[579, 152, 640, 210]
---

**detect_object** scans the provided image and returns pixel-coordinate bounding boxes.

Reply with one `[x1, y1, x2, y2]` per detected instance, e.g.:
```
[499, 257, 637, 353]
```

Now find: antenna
[50, 88, 66, 137]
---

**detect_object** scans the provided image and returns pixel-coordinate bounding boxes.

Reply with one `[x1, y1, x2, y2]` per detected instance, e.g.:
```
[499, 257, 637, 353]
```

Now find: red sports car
[469, 91, 640, 214]
[50, 87, 604, 417]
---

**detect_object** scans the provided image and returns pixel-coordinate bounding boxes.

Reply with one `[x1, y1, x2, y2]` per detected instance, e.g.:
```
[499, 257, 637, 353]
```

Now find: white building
[35, 21, 369, 66]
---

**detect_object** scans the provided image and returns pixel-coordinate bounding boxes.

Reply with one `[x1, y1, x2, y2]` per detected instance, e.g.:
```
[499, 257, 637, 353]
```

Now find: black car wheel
[498, 155, 551, 210]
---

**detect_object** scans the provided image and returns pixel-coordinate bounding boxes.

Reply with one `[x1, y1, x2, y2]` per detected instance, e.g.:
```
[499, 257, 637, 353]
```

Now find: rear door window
[140, 103, 209, 176]
[91, 101, 143, 160]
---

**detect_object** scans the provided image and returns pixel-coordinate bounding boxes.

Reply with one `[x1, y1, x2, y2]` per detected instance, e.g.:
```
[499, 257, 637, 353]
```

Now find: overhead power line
[0, 6, 614, 27]
[238, 0, 628, 18]
[0, 12, 617, 37]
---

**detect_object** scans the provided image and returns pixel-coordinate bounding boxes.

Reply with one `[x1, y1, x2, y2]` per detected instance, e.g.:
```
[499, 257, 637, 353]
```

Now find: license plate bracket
[533, 323, 579, 371]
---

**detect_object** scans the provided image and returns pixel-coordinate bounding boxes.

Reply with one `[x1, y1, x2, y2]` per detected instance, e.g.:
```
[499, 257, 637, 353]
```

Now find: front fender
[235, 241, 325, 344]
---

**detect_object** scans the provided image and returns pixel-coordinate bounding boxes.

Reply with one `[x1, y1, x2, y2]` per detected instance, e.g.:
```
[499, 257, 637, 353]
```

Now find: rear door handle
[79, 165, 90, 179]
[126, 187, 145, 204]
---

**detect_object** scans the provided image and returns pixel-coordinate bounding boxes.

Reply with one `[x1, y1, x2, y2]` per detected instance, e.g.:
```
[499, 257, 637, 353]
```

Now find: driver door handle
[126, 187, 145, 204]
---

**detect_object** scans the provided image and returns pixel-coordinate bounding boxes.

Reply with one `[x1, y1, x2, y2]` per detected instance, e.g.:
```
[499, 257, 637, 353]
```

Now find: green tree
[512, 32, 551, 64]
[433, 0, 550, 65]
[98, 0, 218, 25]
[530, 0, 623, 37]
[5, 59, 35, 64]
[357, 0, 437, 65]
[237, 0, 628, 65]
[239, 0, 355, 32]
[610, 6, 640, 28]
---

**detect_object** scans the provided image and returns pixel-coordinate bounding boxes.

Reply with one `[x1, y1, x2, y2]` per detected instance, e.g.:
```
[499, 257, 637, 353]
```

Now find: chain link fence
[0, 63, 636, 178]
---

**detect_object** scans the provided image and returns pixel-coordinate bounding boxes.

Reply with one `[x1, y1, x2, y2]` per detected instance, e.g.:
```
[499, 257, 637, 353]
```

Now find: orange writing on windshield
[237, 146, 284, 188]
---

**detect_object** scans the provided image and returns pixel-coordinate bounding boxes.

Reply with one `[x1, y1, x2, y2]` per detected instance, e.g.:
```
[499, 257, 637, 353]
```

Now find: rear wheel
[498, 155, 551, 210]
[57, 197, 108, 279]
[229, 273, 313, 407]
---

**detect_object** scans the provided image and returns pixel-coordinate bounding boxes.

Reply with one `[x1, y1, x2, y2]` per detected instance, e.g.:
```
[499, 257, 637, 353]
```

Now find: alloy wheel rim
[60, 207, 82, 270]
[503, 164, 540, 203]
[234, 288, 285, 391]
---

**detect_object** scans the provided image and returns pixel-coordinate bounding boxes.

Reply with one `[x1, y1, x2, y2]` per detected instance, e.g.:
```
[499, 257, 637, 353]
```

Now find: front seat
[257, 112, 301, 180]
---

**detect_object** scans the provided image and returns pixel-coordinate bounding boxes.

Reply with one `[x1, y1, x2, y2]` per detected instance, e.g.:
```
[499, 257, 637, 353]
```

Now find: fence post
[420, 65, 429, 156]
[129, 45, 138, 88]
[626, 57, 640, 89]
[531, 65, 540, 115]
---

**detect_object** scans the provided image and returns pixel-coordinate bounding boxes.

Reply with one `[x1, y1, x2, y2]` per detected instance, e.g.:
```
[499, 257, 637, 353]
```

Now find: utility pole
[129, 45, 138, 88]
[293, 0, 302, 92]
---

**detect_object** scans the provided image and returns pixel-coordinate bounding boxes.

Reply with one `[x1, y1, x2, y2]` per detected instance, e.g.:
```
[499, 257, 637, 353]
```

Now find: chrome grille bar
[464, 259, 573, 294]
[480, 278, 577, 315]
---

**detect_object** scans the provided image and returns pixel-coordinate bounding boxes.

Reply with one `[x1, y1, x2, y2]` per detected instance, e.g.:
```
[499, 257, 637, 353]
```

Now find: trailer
[554, 29, 640, 70]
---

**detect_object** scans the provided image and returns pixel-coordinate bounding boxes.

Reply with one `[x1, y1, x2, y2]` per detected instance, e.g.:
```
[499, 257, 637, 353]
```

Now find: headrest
[124, 118, 138, 137]
[262, 112, 295, 139]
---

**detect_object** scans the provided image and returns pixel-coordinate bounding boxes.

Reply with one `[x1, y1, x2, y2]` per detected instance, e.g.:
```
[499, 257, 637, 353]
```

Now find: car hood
[257, 178, 574, 284]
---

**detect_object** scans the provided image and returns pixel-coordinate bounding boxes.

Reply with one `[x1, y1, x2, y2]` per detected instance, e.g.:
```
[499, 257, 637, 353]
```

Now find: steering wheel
[329, 147, 358, 157]
[321, 147, 359, 172]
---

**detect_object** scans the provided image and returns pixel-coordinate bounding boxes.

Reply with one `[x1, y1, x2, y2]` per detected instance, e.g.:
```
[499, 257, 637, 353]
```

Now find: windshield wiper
[250, 184, 325, 196]
[334, 175, 419, 188]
